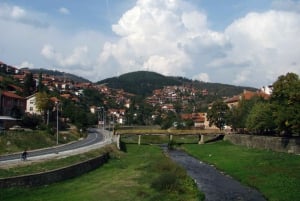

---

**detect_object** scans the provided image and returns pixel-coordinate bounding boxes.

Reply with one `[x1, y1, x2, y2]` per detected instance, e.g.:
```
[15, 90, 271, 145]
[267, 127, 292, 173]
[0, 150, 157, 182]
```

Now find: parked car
[9, 125, 24, 131]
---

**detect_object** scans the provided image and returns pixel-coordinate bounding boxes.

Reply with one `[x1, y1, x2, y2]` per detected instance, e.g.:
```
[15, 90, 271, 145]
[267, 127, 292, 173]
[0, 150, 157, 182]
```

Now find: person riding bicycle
[21, 150, 28, 161]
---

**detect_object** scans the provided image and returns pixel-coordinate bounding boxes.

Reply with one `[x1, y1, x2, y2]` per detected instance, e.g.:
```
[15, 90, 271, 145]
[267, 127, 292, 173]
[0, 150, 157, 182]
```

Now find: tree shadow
[205, 134, 224, 143]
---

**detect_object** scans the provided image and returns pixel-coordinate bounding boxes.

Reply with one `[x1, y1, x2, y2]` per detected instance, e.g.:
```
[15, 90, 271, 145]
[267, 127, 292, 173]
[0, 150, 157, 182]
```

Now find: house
[192, 113, 206, 129]
[181, 112, 207, 129]
[26, 93, 42, 115]
[224, 89, 270, 108]
[0, 90, 26, 117]
[224, 95, 240, 109]
[161, 104, 175, 112]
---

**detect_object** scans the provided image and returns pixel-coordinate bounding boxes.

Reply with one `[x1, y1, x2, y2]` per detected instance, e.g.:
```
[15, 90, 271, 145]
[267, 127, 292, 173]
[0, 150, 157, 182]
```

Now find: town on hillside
[0, 60, 273, 131]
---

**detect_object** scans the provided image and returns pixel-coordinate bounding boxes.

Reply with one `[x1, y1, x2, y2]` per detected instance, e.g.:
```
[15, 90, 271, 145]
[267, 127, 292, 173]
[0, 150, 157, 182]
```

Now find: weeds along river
[162, 145, 266, 201]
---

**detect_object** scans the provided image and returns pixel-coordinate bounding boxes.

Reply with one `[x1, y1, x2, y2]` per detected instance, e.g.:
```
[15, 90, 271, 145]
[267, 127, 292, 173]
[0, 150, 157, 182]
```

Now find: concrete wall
[0, 153, 109, 188]
[224, 135, 300, 154]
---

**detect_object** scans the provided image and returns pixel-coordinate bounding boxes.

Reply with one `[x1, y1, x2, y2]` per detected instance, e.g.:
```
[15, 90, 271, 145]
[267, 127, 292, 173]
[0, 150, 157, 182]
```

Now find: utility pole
[56, 101, 60, 145]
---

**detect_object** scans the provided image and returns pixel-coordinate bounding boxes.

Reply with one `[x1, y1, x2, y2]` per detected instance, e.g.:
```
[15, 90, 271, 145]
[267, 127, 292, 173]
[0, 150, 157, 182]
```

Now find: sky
[0, 0, 300, 88]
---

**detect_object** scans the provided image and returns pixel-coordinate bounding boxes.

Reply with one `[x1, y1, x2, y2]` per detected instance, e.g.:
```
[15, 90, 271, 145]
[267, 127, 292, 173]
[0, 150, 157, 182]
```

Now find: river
[163, 146, 266, 201]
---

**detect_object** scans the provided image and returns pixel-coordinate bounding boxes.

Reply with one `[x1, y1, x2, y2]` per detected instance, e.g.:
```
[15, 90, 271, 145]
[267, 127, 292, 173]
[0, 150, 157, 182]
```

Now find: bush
[21, 114, 42, 129]
[151, 172, 178, 191]
[150, 158, 189, 193]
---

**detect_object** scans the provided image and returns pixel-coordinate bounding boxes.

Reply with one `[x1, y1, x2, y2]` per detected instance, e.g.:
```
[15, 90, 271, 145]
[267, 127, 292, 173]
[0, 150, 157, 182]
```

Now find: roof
[1, 91, 24, 99]
[224, 95, 240, 103]
[50, 97, 60, 103]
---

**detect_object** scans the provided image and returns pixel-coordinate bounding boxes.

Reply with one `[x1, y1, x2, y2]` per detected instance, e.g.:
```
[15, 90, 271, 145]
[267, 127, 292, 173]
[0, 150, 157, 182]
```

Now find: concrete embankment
[0, 153, 109, 188]
[224, 134, 300, 154]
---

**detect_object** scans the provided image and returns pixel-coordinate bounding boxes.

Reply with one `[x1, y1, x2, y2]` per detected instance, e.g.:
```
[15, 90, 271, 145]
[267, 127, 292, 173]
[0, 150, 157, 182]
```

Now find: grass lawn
[0, 146, 113, 178]
[0, 144, 203, 201]
[0, 130, 81, 155]
[183, 141, 300, 201]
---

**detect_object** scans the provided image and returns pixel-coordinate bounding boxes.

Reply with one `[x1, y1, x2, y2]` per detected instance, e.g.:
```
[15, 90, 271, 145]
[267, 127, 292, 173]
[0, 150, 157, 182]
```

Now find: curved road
[0, 128, 109, 163]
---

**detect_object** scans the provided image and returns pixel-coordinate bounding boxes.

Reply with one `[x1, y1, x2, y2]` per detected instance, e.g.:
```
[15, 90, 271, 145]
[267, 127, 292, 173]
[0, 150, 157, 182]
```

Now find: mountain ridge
[97, 70, 258, 97]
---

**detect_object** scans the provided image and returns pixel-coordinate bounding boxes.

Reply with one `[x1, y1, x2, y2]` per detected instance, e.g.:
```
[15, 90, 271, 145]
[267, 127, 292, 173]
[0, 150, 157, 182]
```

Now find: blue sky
[0, 0, 300, 87]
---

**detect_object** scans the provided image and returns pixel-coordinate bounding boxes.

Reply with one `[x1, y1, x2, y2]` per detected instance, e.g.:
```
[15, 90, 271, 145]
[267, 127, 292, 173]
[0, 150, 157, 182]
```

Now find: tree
[207, 100, 230, 130]
[35, 92, 54, 123]
[246, 102, 276, 134]
[228, 97, 262, 131]
[37, 72, 46, 92]
[271, 72, 300, 135]
[23, 73, 36, 96]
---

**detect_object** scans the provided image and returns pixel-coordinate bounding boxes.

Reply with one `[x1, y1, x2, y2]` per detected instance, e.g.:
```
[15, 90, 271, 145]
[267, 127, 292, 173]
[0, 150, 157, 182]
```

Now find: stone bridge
[114, 129, 225, 149]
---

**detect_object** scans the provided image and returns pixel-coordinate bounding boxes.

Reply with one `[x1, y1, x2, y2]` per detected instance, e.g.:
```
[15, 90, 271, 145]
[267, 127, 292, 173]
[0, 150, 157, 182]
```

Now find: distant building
[224, 89, 270, 109]
[261, 85, 273, 95]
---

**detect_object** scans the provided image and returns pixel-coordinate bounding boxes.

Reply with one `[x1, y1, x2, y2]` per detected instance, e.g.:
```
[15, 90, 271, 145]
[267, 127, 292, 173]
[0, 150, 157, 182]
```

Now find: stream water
[163, 146, 266, 201]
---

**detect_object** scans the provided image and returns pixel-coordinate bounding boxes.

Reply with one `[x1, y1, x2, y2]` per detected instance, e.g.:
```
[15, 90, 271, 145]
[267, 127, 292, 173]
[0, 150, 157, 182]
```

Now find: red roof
[1, 91, 24, 99]
[50, 97, 60, 103]
[224, 95, 240, 103]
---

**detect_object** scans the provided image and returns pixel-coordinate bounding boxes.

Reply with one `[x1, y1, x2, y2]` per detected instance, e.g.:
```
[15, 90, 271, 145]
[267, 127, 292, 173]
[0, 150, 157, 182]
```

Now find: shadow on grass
[205, 134, 224, 143]
[119, 140, 127, 152]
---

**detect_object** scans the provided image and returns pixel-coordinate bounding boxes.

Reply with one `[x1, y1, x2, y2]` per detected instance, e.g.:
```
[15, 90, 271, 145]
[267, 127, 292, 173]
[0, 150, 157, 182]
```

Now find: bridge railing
[114, 129, 225, 149]
[115, 128, 224, 135]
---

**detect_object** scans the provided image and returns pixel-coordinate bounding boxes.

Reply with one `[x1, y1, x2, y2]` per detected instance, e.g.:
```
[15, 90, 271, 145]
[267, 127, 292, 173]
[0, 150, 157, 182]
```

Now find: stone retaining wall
[0, 153, 109, 188]
[224, 134, 300, 154]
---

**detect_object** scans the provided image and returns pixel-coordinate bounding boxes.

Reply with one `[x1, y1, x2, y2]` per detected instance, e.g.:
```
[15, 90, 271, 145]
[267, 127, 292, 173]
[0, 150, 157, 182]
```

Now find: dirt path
[165, 148, 266, 201]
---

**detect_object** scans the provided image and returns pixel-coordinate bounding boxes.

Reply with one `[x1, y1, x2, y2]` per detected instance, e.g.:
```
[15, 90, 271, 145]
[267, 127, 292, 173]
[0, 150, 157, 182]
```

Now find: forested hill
[97, 71, 181, 96]
[97, 71, 258, 97]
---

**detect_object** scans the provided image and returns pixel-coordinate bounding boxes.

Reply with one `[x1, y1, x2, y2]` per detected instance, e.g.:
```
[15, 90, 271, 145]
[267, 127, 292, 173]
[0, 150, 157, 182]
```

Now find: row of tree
[207, 73, 300, 136]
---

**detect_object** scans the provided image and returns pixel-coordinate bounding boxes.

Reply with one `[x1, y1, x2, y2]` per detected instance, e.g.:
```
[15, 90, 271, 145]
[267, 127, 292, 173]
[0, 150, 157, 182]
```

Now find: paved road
[164, 147, 266, 201]
[0, 128, 111, 164]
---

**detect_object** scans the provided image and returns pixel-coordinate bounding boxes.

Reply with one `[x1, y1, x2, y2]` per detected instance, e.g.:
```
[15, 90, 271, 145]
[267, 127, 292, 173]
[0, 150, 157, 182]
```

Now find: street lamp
[103, 109, 106, 131]
[97, 106, 105, 129]
[55, 101, 60, 145]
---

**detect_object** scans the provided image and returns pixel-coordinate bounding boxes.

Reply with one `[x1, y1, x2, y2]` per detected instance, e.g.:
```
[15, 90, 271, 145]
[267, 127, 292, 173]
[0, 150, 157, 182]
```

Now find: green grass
[0, 130, 81, 155]
[0, 145, 114, 178]
[0, 144, 203, 201]
[183, 141, 300, 201]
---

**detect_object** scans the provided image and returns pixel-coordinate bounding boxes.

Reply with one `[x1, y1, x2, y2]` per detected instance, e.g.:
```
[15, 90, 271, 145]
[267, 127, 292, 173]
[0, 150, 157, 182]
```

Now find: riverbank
[182, 141, 300, 201]
[166, 146, 266, 201]
[0, 144, 202, 201]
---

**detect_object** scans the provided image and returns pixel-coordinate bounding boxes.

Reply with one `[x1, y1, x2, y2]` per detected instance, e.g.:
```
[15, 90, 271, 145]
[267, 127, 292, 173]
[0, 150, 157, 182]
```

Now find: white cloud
[18, 61, 35, 68]
[41, 44, 90, 68]
[96, 0, 300, 87]
[193, 73, 210, 82]
[210, 10, 300, 86]
[11, 6, 25, 19]
[1, 1, 300, 87]
[59, 7, 70, 15]
[0, 3, 48, 27]
[0, 4, 25, 19]
[98, 0, 222, 79]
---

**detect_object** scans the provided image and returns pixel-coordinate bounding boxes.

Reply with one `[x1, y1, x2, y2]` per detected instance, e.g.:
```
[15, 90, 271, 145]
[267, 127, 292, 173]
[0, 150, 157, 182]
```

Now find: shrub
[151, 172, 178, 191]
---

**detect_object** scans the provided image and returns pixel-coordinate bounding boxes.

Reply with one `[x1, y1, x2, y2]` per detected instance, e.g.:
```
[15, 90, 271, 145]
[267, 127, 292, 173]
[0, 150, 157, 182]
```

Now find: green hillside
[97, 71, 182, 96]
[97, 71, 257, 97]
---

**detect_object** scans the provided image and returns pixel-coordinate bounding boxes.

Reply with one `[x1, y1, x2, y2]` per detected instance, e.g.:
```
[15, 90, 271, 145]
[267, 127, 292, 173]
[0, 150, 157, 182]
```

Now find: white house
[26, 94, 41, 115]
